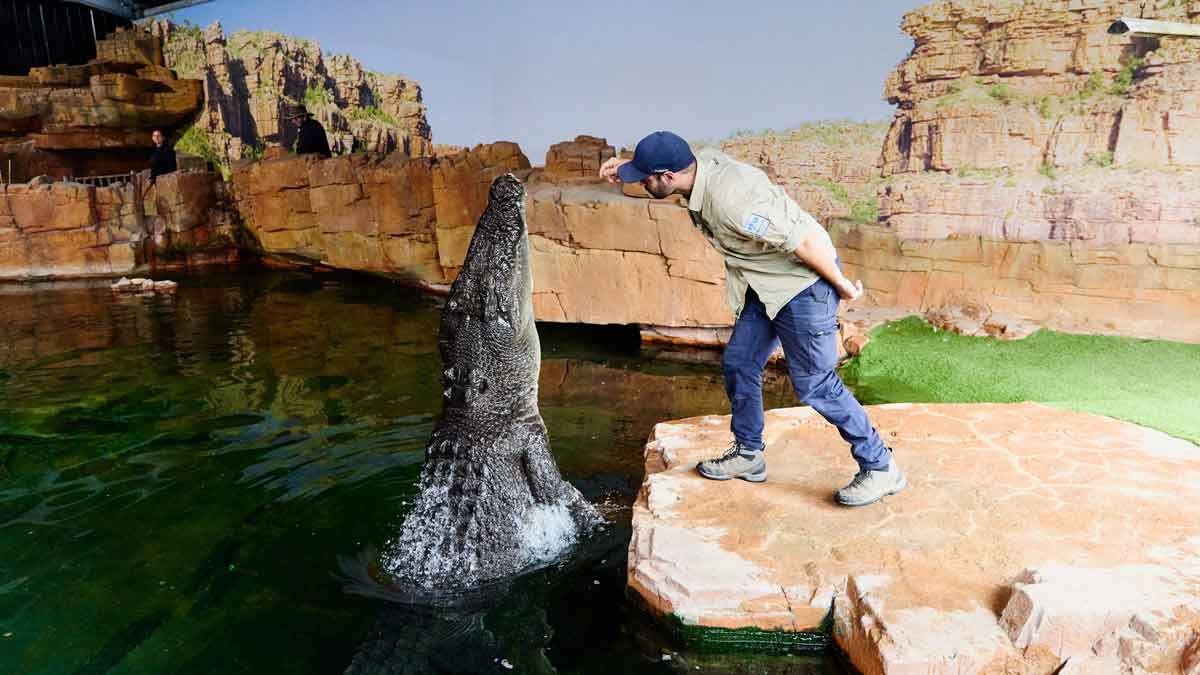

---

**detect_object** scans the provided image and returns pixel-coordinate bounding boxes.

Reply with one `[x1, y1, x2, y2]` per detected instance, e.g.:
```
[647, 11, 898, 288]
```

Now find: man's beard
[646, 183, 672, 199]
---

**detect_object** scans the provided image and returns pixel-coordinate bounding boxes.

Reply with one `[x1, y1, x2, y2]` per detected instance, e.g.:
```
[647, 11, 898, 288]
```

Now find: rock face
[628, 402, 1200, 674]
[0, 171, 241, 280]
[881, 0, 1200, 176]
[698, 1, 1199, 344]
[229, 125, 1200, 343]
[382, 175, 601, 589]
[230, 141, 529, 285]
[229, 142, 736, 329]
[878, 169, 1200, 245]
[525, 167, 731, 327]
[836, 216, 1200, 343]
[853, 0, 1200, 341]
[721, 122, 888, 227]
[148, 20, 431, 173]
[0, 26, 203, 180]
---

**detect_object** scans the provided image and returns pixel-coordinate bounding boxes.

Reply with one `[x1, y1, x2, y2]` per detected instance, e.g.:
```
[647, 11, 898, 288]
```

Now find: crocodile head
[438, 174, 538, 413]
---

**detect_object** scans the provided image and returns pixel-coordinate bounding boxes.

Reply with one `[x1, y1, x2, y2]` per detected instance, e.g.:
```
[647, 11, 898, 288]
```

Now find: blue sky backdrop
[174, 1, 924, 163]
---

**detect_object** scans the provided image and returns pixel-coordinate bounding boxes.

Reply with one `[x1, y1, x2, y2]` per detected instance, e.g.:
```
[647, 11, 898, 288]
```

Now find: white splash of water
[518, 504, 578, 564]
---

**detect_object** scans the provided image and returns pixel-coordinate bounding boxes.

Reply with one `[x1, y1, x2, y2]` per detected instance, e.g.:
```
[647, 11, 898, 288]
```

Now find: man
[599, 131, 904, 507]
[148, 129, 176, 185]
[288, 104, 332, 159]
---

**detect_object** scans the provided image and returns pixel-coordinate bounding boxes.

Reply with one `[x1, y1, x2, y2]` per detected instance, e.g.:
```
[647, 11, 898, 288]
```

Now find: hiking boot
[696, 441, 766, 483]
[835, 461, 906, 507]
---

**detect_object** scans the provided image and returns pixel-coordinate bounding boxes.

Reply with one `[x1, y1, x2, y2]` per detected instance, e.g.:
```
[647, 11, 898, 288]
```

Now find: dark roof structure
[67, 0, 212, 19]
[2, 1, 212, 75]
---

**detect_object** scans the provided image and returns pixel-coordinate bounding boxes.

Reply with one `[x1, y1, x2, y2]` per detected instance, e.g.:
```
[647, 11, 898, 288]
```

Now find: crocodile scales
[381, 173, 601, 589]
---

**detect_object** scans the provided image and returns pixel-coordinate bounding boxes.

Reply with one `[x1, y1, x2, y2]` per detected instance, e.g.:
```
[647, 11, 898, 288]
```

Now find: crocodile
[381, 173, 602, 590]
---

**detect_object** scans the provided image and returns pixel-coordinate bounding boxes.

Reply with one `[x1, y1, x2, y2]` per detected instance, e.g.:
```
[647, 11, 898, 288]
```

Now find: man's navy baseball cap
[617, 131, 696, 183]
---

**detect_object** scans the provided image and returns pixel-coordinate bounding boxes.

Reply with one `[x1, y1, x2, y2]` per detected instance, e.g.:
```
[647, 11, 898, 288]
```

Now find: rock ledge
[628, 403, 1200, 673]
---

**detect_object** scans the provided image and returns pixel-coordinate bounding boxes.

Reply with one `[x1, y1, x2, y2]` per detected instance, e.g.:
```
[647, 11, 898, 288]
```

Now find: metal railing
[63, 171, 138, 188]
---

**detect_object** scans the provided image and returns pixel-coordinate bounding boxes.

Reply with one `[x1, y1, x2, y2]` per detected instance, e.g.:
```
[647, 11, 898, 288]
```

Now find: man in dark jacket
[288, 105, 332, 158]
[149, 129, 177, 184]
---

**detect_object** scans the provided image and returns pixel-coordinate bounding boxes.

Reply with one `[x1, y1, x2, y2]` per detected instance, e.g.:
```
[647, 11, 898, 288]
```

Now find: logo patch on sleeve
[742, 213, 771, 237]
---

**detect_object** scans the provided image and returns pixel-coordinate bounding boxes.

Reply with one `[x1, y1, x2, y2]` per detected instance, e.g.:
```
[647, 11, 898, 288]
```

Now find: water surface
[0, 270, 848, 674]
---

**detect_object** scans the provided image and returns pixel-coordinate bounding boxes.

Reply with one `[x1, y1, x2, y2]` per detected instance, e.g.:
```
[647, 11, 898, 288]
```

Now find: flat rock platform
[627, 403, 1200, 674]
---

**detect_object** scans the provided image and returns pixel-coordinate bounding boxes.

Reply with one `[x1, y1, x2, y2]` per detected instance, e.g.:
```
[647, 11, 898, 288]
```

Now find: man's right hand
[837, 278, 866, 303]
[599, 157, 631, 184]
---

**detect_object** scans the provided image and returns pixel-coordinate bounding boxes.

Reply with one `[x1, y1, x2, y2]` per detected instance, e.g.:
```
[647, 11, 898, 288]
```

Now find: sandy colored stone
[543, 135, 616, 181]
[628, 402, 1200, 674]
[844, 334, 870, 356]
[530, 237, 730, 327]
[879, 171, 1200, 246]
[833, 220, 1200, 344]
[1184, 633, 1200, 675]
[228, 133, 1200, 345]
[0, 168, 240, 280]
[150, 170, 219, 233]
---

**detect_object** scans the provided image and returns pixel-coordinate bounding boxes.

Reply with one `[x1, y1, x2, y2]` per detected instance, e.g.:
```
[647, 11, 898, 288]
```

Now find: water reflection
[0, 270, 828, 674]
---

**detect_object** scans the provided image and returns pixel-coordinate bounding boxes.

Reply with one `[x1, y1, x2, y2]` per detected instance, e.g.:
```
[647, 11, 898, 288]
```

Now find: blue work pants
[722, 280, 891, 471]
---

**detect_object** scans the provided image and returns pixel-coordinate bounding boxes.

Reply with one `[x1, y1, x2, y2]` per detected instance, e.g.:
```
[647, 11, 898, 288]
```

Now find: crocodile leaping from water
[381, 173, 602, 590]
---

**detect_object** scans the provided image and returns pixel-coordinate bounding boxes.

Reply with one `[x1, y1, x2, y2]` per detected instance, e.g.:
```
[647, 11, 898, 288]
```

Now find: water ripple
[239, 418, 432, 501]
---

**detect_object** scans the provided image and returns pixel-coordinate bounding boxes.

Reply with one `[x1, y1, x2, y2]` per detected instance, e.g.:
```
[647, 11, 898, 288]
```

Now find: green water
[0, 271, 846, 674]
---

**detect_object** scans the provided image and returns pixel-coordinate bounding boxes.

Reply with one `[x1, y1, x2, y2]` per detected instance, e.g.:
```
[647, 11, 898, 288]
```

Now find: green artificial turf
[839, 317, 1200, 445]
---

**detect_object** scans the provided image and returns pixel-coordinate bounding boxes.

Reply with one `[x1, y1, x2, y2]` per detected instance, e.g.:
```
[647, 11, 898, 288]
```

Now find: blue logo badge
[743, 213, 770, 237]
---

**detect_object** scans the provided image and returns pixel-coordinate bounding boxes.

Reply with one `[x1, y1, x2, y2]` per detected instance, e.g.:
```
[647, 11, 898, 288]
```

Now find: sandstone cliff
[720, 121, 889, 227]
[146, 19, 432, 175]
[882, 0, 1200, 176]
[875, 0, 1200, 245]
[842, 0, 1200, 341]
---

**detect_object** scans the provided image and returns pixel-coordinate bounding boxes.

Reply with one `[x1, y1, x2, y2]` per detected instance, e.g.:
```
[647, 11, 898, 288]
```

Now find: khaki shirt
[686, 147, 822, 319]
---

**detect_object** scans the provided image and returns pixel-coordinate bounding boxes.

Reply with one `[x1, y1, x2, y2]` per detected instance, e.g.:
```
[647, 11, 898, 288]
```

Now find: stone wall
[0, 171, 241, 280]
[526, 182, 730, 327]
[5, 130, 1198, 344]
[230, 142, 528, 285]
[230, 142, 734, 328]
[836, 222, 1200, 343]
[879, 169, 1200, 245]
